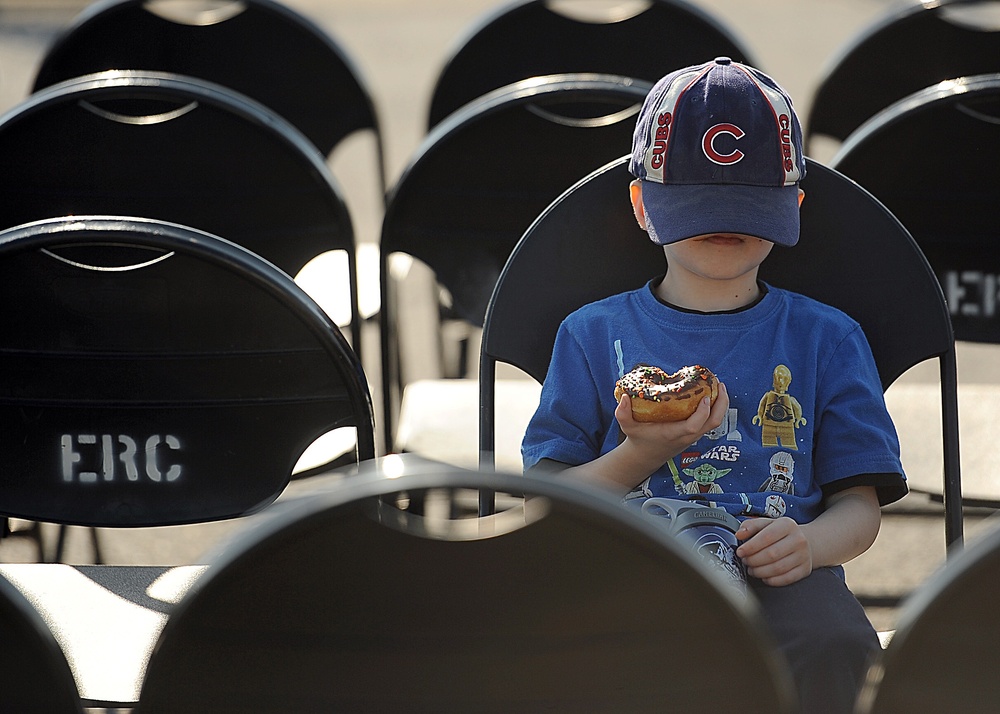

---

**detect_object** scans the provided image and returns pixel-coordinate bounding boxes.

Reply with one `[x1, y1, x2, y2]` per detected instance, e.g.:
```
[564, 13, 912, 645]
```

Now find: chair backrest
[855, 516, 1000, 713]
[427, 0, 757, 129]
[379, 73, 651, 448]
[830, 74, 1000, 344]
[805, 0, 1000, 149]
[0, 216, 375, 527]
[31, 0, 386, 192]
[479, 157, 963, 546]
[0, 573, 83, 713]
[0, 70, 364, 356]
[135, 457, 796, 713]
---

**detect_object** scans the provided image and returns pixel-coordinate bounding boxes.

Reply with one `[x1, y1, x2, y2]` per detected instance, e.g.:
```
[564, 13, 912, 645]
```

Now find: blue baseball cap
[630, 57, 806, 247]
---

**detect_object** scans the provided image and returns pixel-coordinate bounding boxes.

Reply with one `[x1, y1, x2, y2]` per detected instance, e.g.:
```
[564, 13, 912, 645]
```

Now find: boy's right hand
[559, 382, 730, 495]
[614, 381, 729, 465]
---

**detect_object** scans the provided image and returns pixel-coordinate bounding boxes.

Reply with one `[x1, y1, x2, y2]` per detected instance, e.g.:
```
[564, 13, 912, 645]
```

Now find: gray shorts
[749, 566, 879, 714]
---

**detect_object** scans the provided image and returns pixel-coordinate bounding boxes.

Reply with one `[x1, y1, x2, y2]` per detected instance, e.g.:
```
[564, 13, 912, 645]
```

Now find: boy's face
[661, 233, 774, 283]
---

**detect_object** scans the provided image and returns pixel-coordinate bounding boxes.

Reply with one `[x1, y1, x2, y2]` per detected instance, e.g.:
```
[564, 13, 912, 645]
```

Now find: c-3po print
[752, 364, 806, 450]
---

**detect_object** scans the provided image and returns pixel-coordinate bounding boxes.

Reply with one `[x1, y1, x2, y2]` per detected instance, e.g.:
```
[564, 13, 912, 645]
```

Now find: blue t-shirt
[522, 281, 907, 523]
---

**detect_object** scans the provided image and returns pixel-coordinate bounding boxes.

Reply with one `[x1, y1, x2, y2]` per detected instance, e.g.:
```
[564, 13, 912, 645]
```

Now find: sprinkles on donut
[614, 364, 719, 422]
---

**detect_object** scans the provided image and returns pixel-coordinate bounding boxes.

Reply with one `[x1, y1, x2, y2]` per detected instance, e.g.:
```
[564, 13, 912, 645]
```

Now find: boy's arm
[736, 485, 881, 587]
[552, 383, 730, 494]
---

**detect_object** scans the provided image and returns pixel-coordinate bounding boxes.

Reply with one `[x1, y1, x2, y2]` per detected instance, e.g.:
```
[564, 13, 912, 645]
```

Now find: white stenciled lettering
[945, 270, 999, 318]
[101, 435, 115, 482]
[119, 436, 139, 481]
[61, 434, 82, 482]
[59, 434, 183, 484]
[145, 435, 182, 482]
[77, 435, 98, 483]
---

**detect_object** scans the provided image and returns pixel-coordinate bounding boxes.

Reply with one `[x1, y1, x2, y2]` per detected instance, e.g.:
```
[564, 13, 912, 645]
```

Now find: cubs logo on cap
[630, 57, 806, 247]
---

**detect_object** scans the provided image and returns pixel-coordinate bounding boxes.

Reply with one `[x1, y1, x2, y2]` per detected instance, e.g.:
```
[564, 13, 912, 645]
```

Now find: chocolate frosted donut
[614, 364, 719, 422]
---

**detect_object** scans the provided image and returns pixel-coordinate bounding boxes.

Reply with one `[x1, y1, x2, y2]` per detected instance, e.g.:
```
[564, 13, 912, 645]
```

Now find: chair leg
[1, 518, 45, 562]
[52, 525, 103, 564]
[53, 525, 68, 563]
[89, 527, 104, 565]
[1, 519, 103, 564]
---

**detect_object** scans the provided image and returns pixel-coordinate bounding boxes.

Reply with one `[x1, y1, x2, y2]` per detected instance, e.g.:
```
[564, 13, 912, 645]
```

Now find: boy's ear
[629, 179, 647, 230]
[798, 188, 805, 207]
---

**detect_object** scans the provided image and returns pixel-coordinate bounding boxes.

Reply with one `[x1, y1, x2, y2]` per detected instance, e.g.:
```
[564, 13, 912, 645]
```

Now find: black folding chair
[427, 0, 757, 129]
[805, 0, 1000, 151]
[31, 0, 387, 195]
[830, 73, 1000, 345]
[855, 515, 1000, 713]
[829, 74, 999, 507]
[479, 157, 963, 547]
[0, 572, 83, 713]
[380, 74, 652, 453]
[135, 456, 796, 713]
[0, 70, 364, 360]
[0, 216, 375, 557]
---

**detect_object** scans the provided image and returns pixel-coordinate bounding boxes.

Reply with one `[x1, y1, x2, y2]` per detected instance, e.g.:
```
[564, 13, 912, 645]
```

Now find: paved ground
[1, 0, 999, 637]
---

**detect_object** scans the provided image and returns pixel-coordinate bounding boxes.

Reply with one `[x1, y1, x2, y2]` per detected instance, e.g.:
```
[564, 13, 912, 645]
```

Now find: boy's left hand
[735, 517, 813, 587]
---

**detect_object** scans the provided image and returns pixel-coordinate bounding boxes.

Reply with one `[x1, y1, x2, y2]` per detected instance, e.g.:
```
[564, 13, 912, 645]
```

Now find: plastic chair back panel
[806, 0, 1000, 145]
[428, 0, 757, 128]
[0, 72, 364, 354]
[33, 0, 381, 162]
[480, 160, 663, 383]
[385, 75, 652, 327]
[0, 217, 374, 527]
[379, 75, 651, 448]
[0, 73, 351, 278]
[831, 75, 1000, 343]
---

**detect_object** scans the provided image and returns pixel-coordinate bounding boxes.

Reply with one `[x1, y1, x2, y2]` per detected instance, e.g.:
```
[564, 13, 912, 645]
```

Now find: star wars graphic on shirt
[520, 283, 905, 525]
[624, 362, 805, 520]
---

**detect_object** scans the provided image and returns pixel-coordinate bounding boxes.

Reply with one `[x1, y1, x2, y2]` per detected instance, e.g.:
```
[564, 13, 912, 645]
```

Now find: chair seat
[886, 380, 1000, 506]
[395, 378, 540, 472]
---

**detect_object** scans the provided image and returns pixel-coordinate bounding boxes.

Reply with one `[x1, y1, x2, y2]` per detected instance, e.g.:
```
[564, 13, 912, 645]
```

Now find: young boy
[522, 57, 907, 713]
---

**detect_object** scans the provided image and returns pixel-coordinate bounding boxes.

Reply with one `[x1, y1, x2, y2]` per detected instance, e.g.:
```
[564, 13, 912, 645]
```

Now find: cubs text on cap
[630, 57, 806, 247]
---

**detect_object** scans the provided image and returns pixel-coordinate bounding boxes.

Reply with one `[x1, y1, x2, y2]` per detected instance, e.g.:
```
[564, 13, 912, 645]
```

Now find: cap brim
[640, 182, 801, 247]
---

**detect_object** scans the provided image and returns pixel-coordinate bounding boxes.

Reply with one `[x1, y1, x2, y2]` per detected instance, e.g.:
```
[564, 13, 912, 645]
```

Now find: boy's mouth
[700, 234, 745, 246]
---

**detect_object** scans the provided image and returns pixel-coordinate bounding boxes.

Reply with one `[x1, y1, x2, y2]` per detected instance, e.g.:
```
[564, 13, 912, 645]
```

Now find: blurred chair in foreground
[830, 74, 1000, 506]
[427, 0, 757, 129]
[0, 216, 375, 565]
[805, 0, 1000, 155]
[135, 456, 796, 713]
[855, 516, 1000, 713]
[0, 572, 83, 713]
[31, 0, 387, 195]
[479, 157, 963, 548]
[381, 74, 651, 455]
